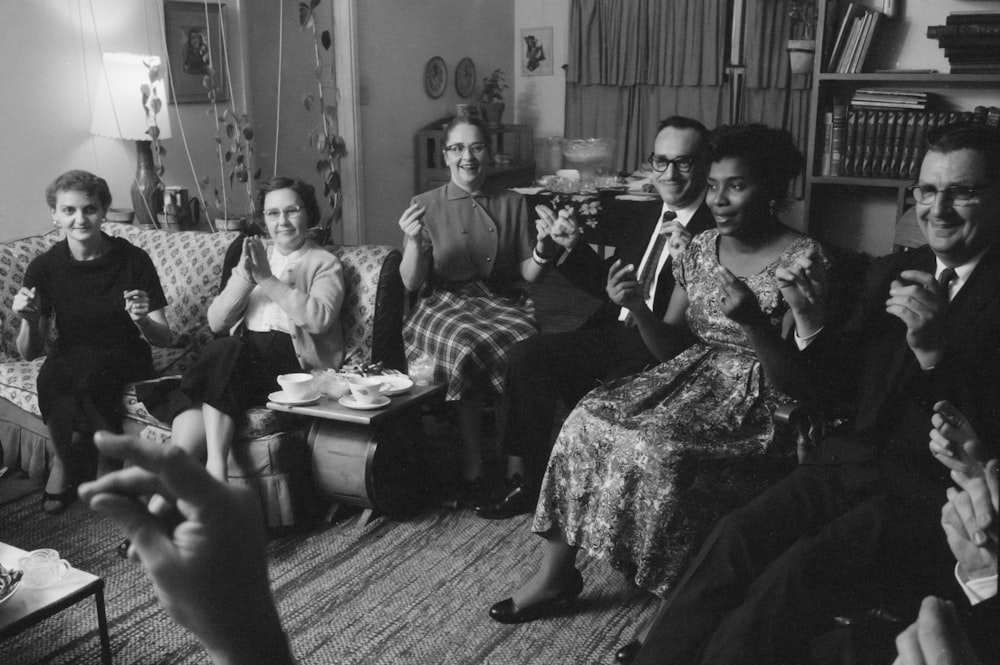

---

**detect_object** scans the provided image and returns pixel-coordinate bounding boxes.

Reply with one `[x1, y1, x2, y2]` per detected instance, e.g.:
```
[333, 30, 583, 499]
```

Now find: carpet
[0, 490, 657, 664]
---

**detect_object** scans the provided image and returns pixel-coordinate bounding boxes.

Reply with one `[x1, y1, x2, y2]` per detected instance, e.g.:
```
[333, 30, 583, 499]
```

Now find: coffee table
[0, 542, 111, 664]
[267, 382, 446, 526]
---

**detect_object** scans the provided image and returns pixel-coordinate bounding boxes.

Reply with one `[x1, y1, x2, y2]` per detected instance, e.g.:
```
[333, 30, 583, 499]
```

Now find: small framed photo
[521, 27, 554, 76]
[163, 1, 228, 104]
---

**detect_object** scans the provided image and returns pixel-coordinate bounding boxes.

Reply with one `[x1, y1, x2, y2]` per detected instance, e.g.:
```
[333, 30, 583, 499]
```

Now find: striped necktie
[637, 211, 677, 300]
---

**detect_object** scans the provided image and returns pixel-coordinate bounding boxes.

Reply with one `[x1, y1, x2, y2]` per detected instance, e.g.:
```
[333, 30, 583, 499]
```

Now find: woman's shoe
[488, 569, 584, 624]
[41, 488, 76, 514]
[115, 539, 132, 560]
[615, 639, 642, 664]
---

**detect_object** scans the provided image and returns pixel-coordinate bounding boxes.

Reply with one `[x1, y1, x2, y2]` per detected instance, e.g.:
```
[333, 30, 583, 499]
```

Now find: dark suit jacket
[556, 201, 715, 328]
[804, 243, 1000, 471]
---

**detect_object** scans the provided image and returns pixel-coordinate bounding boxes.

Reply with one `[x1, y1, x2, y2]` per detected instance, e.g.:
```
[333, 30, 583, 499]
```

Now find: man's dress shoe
[615, 639, 642, 663]
[474, 479, 535, 519]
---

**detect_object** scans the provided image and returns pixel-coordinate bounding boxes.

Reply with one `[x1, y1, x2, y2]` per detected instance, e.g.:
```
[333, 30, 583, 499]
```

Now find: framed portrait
[423, 56, 447, 99]
[521, 27, 554, 76]
[163, 1, 228, 104]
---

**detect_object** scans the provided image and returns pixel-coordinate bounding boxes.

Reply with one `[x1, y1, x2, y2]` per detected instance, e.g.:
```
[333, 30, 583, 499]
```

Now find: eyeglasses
[907, 184, 993, 207]
[263, 205, 306, 220]
[648, 153, 696, 173]
[444, 143, 488, 157]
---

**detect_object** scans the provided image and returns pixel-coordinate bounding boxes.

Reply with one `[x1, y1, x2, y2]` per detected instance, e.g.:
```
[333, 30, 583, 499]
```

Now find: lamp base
[131, 140, 162, 229]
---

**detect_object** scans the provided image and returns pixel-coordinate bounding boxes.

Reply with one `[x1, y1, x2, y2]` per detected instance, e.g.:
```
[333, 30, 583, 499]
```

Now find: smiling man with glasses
[478, 116, 717, 520]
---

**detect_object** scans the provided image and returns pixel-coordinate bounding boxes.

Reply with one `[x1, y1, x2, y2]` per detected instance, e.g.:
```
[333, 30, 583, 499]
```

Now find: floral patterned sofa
[0, 222, 405, 526]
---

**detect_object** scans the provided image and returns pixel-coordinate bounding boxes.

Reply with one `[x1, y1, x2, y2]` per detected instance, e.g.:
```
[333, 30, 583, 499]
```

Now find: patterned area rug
[0, 490, 657, 664]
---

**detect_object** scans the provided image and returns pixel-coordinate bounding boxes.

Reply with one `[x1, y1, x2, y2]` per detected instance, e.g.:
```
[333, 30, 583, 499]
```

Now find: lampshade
[90, 52, 172, 141]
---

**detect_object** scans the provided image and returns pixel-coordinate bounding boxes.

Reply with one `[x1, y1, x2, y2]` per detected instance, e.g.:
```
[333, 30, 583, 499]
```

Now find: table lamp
[90, 52, 172, 229]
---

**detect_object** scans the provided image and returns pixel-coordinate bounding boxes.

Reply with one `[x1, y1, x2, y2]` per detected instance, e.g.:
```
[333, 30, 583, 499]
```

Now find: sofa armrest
[370, 249, 405, 370]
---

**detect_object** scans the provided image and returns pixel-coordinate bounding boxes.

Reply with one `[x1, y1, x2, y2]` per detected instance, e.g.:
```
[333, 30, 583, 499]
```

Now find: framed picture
[163, 1, 228, 104]
[521, 26, 554, 76]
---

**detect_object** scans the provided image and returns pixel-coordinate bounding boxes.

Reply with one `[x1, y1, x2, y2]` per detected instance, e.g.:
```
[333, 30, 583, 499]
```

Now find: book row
[821, 108, 1000, 180]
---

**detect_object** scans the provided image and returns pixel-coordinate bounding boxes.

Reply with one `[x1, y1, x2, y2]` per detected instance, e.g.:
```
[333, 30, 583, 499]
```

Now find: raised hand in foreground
[78, 432, 293, 665]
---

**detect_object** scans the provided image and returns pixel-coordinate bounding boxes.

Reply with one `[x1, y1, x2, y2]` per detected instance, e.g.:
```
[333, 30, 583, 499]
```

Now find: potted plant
[788, 0, 817, 75]
[478, 68, 508, 130]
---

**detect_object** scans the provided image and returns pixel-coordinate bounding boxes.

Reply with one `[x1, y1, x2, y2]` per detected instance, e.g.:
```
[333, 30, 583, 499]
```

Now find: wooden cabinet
[415, 123, 536, 194]
[803, 3, 999, 253]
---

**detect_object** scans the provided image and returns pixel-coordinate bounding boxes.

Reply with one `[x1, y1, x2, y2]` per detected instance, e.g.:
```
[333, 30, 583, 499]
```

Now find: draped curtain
[565, 0, 729, 171]
[566, 0, 810, 196]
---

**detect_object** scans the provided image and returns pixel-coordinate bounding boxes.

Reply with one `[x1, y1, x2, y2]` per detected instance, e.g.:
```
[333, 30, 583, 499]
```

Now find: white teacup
[277, 372, 315, 400]
[18, 548, 70, 589]
[348, 376, 384, 404]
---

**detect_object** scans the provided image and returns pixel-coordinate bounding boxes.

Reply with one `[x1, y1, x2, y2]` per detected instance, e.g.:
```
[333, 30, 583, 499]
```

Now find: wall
[513, 0, 571, 172]
[0, 0, 249, 242]
[356, 0, 514, 247]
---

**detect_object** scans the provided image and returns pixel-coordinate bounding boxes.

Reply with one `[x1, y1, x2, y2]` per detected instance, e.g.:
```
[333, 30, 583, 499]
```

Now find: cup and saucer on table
[269, 372, 323, 406]
[339, 376, 390, 410]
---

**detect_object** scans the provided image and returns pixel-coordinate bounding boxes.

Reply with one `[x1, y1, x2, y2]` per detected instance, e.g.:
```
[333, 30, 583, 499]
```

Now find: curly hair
[255, 176, 322, 228]
[45, 170, 112, 211]
[708, 124, 804, 208]
[443, 116, 490, 149]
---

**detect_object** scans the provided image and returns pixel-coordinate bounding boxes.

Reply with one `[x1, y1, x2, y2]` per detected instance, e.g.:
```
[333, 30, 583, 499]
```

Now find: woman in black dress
[13, 170, 174, 513]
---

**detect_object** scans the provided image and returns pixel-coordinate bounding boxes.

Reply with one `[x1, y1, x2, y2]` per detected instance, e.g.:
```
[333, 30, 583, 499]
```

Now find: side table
[267, 382, 446, 526]
[0, 542, 112, 664]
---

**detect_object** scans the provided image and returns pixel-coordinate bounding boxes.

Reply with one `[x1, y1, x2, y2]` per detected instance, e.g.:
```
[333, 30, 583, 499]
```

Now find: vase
[479, 101, 505, 130]
[787, 39, 816, 75]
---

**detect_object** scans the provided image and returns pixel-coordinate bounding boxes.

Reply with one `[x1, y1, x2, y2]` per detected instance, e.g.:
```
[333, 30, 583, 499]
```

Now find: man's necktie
[638, 211, 677, 301]
[937, 267, 957, 301]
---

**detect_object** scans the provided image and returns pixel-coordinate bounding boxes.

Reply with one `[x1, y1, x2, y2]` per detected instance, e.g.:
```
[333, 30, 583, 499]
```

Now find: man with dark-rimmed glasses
[477, 116, 716, 519]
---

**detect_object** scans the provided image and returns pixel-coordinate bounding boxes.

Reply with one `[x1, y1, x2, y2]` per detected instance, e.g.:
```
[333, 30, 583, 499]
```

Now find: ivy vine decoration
[140, 58, 167, 185]
[300, 0, 348, 242]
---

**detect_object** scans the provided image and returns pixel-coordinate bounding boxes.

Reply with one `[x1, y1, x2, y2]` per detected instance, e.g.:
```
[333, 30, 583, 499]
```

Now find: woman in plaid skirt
[399, 117, 559, 506]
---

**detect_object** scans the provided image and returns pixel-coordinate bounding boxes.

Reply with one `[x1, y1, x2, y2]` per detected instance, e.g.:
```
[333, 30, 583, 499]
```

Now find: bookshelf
[802, 2, 1000, 254]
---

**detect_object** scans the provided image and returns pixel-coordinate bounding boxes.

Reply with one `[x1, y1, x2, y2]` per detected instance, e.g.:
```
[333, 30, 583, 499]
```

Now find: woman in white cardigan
[152, 177, 345, 482]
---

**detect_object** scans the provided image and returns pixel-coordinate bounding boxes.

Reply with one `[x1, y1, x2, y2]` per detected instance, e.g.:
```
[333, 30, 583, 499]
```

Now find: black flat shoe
[489, 569, 584, 624]
[115, 539, 131, 560]
[41, 488, 76, 515]
[615, 639, 642, 664]
[474, 479, 536, 520]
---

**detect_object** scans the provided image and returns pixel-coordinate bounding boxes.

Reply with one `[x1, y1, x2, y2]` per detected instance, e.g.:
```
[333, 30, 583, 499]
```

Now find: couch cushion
[0, 358, 44, 416]
[0, 229, 61, 360]
[333, 244, 400, 366]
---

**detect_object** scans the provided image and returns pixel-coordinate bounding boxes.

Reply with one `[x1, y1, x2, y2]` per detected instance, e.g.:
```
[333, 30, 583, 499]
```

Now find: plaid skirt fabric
[404, 281, 538, 401]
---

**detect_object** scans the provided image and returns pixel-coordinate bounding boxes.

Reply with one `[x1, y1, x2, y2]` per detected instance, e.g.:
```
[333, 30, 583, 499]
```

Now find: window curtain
[565, 0, 810, 196]
[564, 0, 729, 171]
[742, 0, 811, 196]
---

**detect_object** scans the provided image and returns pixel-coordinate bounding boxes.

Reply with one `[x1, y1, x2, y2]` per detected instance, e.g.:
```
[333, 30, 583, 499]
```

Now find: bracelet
[533, 247, 557, 265]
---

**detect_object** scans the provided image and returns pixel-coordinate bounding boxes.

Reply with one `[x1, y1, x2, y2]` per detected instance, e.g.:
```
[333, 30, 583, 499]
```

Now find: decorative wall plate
[455, 57, 476, 98]
[423, 56, 447, 99]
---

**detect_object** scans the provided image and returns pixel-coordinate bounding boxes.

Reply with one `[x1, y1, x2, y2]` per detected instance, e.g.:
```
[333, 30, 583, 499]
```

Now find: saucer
[339, 395, 390, 410]
[379, 376, 414, 395]
[268, 390, 322, 406]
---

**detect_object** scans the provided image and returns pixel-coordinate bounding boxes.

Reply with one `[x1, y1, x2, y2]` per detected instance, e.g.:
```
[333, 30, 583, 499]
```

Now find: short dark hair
[256, 176, 322, 228]
[656, 116, 711, 148]
[708, 124, 804, 208]
[925, 122, 1000, 182]
[45, 170, 112, 211]
[443, 116, 490, 149]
